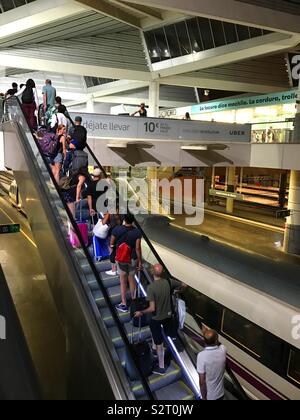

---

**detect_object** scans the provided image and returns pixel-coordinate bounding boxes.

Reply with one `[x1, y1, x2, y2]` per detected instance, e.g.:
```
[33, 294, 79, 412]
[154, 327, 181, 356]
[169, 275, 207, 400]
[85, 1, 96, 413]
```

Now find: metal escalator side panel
[1, 119, 136, 400]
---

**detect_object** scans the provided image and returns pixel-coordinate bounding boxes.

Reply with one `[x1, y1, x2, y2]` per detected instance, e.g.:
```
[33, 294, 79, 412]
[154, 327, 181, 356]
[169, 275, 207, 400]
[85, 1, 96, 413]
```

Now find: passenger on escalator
[68, 116, 87, 151]
[111, 214, 142, 313]
[35, 124, 67, 184]
[15, 79, 39, 130]
[50, 105, 69, 133]
[60, 167, 89, 217]
[42, 79, 57, 112]
[5, 82, 18, 99]
[197, 329, 227, 401]
[106, 210, 124, 276]
[68, 140, 89, 177]
[134, 264, 181, 376]
[87, 168, 104, 219]
[55, 96, 67, 116]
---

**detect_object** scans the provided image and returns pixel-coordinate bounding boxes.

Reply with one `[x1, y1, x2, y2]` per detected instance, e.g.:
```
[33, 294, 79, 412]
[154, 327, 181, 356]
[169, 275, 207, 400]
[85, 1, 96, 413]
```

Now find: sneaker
[106, 270, 117, 276]
[152, 366, 166, 376]
[116, 303, 129, 313]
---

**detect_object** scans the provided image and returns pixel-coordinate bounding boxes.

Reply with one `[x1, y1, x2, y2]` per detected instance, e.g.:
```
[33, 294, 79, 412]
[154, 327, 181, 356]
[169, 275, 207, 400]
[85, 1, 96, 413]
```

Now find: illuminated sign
[0, 224, 20, 234]
[209, 189, 245, 201]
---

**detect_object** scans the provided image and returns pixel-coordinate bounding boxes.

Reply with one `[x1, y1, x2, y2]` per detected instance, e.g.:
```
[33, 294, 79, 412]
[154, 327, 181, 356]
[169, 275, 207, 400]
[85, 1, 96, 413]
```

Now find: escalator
[1, 97, 199, 400]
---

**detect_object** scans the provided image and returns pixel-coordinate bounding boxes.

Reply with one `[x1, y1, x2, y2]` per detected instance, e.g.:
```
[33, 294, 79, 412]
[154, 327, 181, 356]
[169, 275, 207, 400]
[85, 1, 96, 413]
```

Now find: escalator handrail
[86, 144, 201, 398]
[4, 97, 155, 401]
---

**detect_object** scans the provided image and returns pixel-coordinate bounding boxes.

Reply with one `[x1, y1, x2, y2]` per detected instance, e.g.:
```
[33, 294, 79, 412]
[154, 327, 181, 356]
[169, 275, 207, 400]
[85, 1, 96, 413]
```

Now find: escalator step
[108, 322, 151, 349]
[155, 380, 195, 401]
[132, 361, 182, 398]
[100, 307, 131, 327]
[93, 286, 127, 307]
[80, 260, 112, 275]
[85, 272, 120, 290]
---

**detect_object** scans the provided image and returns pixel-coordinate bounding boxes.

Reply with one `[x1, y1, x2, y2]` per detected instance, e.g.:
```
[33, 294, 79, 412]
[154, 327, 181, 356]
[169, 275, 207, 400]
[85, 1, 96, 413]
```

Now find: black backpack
[72, 126, 87, 150]
[22, 87, 34, 104]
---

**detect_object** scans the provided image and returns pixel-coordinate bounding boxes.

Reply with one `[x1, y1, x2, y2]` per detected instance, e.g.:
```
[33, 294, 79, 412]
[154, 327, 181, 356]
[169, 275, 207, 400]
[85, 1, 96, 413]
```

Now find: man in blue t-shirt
[110, 214, 142, 313]
[42, 79, 57, 111]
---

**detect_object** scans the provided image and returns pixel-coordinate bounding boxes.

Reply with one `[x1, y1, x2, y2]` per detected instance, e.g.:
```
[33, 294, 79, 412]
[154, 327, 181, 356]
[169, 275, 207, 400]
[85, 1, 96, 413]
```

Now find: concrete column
[0, 131, 4, 170]
[148, 81, 160, 118]
[226, 166, 236, 214]
[278, 172, 287, 209]
[284, 170, 300, 255]
[86, 97, 95, 113]
[292, 80, 300, 143]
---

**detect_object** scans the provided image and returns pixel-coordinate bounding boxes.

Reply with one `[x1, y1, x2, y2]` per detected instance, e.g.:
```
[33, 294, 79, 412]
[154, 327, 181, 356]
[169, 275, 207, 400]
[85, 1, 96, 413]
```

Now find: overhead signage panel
[190, 89, 298, 115]
[71, 113, 251, 143]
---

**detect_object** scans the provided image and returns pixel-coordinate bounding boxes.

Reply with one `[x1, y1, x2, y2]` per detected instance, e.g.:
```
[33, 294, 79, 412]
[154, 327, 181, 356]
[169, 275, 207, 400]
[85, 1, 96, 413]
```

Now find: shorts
[62, 187, 76, 204]
[150, 318, 171, 346]
[117, 259, 137, 276]
[45, 153, 62, 166]
[53, 152, 63, 164]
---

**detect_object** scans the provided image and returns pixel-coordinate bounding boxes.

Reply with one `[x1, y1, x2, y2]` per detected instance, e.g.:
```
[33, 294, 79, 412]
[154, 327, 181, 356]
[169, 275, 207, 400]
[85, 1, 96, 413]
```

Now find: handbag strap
[166, 277, 176, 316]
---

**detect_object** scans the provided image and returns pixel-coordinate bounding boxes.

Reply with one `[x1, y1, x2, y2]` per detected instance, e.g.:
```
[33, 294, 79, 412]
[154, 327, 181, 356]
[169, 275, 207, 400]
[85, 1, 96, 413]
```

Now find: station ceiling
[0, 0, 299, 105]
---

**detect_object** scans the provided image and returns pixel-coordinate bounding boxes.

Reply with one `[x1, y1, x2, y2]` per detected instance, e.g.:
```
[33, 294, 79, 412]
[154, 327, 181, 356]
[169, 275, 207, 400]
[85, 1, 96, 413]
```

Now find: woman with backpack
[60, 167, 89, 217]
[35, 124, 67, 183]
[52, 124, 67, 183]
[15, 79, 39, 130]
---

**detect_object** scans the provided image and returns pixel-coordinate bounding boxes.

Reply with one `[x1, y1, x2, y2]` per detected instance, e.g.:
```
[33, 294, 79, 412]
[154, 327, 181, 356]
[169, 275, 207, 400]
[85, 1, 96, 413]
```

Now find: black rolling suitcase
[125, 317, 153, 381]
[130, 274, 150, 328]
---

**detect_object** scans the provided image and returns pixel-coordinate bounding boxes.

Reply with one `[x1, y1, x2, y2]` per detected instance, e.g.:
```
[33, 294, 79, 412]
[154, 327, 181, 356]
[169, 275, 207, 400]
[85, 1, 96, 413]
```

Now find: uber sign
[287, 54, 300, 87]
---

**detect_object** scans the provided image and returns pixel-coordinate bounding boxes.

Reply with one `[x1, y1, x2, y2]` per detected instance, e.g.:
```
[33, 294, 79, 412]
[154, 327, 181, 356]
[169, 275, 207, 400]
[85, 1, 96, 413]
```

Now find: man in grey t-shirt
[134, 264, 181, 376]
[42, 79, 56, 111]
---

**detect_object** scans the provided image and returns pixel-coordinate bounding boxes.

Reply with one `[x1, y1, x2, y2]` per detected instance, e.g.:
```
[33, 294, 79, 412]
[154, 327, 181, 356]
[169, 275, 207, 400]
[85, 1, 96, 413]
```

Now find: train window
[183, 287, 223, 330]
[222, 309, 285, 369]
[288, 349, 300, 385]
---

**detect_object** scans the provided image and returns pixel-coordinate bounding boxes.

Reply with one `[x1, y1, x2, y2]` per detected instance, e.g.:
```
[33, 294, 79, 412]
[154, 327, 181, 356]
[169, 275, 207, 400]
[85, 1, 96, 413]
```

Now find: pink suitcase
[69, 201, 89, 248]
[69, 223, 88, 248]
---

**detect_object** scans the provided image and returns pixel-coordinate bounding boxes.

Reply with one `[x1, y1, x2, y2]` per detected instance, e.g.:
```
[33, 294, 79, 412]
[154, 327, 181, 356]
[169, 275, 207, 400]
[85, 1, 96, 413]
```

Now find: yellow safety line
[0, 207, 37, 249]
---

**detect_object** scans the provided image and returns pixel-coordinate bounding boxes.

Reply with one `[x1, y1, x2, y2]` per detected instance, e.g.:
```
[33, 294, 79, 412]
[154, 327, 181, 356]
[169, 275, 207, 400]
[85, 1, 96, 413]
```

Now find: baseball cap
[75, 116, 82, 123]
[93, 168, 102, 177]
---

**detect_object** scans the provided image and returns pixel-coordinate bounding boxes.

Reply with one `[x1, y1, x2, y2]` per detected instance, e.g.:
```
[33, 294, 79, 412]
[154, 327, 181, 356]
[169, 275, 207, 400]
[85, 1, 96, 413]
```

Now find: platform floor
[140, 214, 300, 310]
[171, 209, 295, 263]
[0, 194, 66, 400]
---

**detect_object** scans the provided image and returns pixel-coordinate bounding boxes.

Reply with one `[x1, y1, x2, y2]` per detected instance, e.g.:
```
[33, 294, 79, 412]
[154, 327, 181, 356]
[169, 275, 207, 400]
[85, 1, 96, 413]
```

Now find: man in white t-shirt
[197, 329, 227, 401]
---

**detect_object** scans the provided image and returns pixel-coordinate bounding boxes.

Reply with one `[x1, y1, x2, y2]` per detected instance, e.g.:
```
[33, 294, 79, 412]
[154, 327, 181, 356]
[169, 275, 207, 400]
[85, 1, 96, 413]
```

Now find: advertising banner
[191, 89, 298, 115]
[70, 113, 251, 143]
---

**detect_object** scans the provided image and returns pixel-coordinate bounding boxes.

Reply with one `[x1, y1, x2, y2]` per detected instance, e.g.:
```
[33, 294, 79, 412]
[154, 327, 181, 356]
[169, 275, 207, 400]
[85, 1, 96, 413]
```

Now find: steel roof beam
[0, 53, 152, 81]
[0, 0, 85, 40]
[87, 80, 150, 97]
[123, 0, 300, 34]
[113, 1, 163, 20]
[151, 32, 300, 78]
[74, 0, 142, 28]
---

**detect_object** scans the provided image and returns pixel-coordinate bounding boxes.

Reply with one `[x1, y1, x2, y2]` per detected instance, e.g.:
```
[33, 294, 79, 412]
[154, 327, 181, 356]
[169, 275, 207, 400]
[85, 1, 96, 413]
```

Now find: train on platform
[143, 240, 300, 400]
